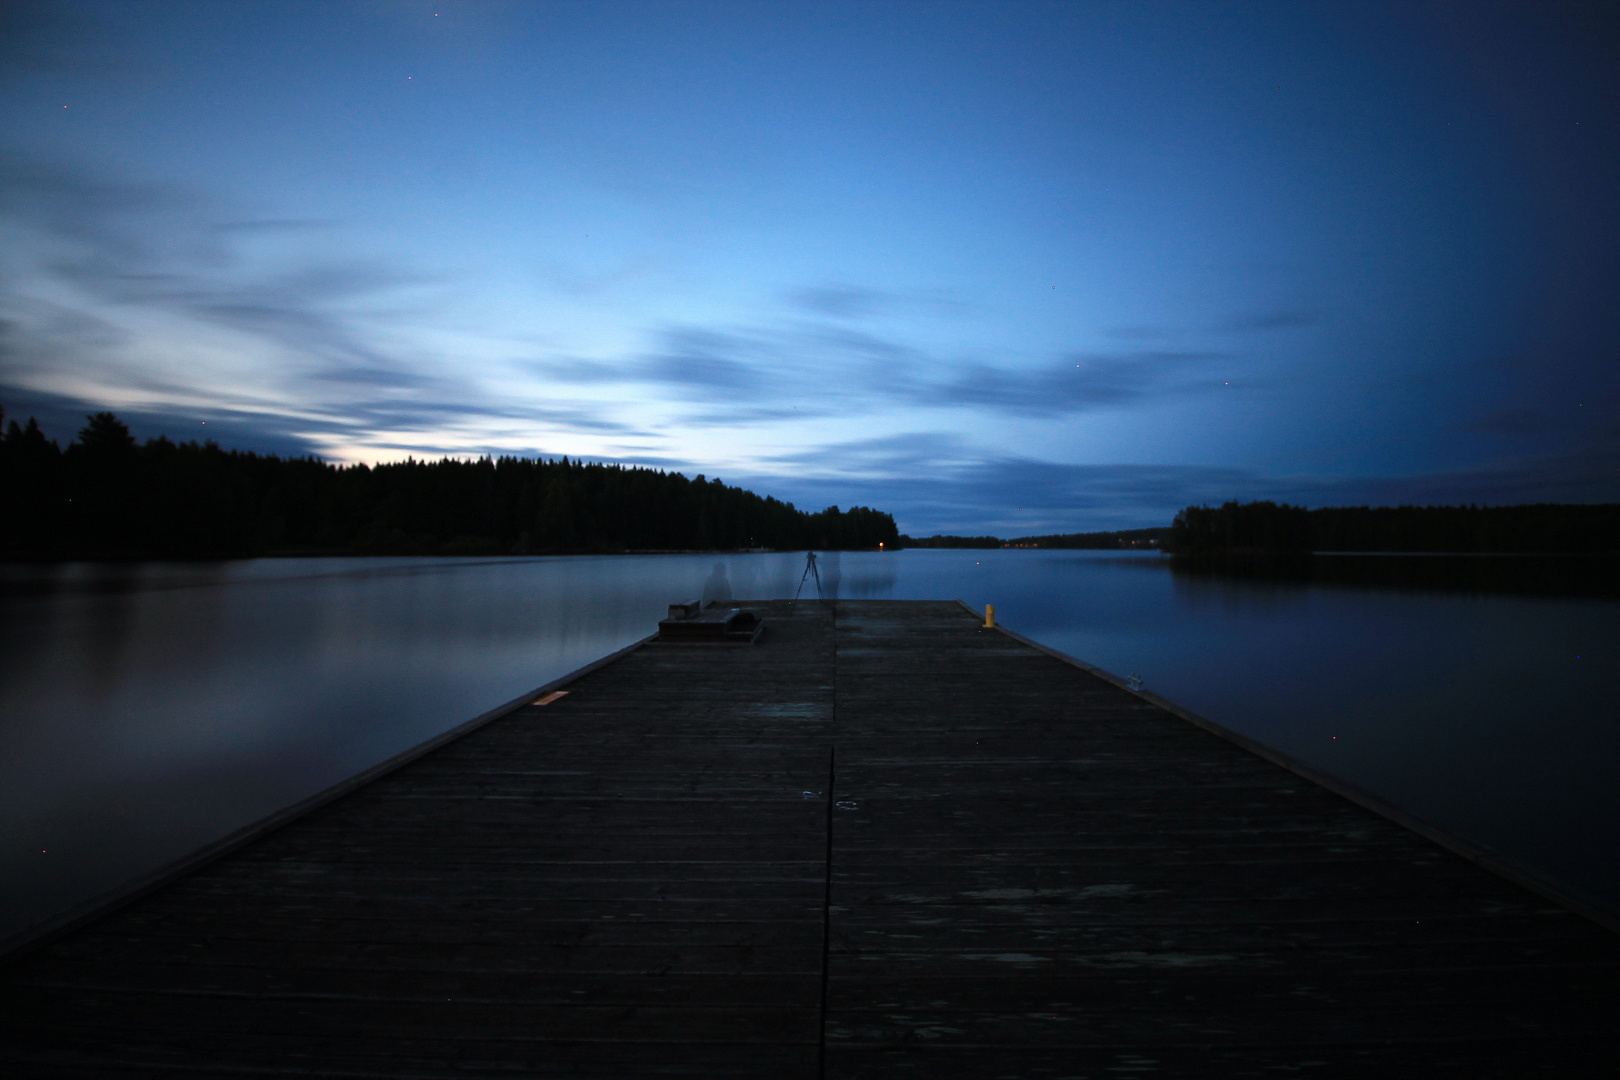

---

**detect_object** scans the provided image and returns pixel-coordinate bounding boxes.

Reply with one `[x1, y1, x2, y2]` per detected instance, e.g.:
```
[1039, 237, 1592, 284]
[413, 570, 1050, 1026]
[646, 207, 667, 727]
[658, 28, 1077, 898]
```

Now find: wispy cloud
[784, 283, 972, 321]
[0, 157, 436, 384]
[733, 437, 1620, 536]
[638, 328, 777, 395]
[1220, 310, 1322, 332]
[0, 155, 645, 453]
[680, 405, 840, 425]
[522, 356, 634, 384]
[761, 432, 975, 475]
[528, 316, 1241, 421]
[212, 219, 333, 234]
[731, 448, 1257, 534]
[925, 352, 1233, 417]
[1103, 325, 1172, 341]
[729, 430, 1259, 532]
[786, 285, 890, 319]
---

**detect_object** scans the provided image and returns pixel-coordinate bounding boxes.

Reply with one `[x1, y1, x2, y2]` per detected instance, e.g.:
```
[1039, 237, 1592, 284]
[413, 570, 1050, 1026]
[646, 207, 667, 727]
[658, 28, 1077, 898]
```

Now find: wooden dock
[2, 599, 1617, 1077]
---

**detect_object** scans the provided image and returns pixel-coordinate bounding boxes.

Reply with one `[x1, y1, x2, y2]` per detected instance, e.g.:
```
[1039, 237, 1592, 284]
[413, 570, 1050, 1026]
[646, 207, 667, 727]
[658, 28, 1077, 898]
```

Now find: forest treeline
[0, 408, 899, 559]
[896, 534, 1005, 548]
[899, 528, 1170, 549]
[1007, 527, 1170, 549]
[1168, 500, 1620, 554]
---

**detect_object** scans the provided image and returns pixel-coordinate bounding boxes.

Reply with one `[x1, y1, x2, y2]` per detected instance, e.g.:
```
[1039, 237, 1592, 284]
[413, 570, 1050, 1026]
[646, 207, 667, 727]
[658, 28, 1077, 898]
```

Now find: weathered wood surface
[2, 599, 1617, 1078]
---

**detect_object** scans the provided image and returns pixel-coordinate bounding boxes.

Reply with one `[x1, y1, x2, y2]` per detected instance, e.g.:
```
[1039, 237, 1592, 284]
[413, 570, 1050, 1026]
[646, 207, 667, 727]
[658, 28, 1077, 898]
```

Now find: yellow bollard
[984, 604, 995, 629]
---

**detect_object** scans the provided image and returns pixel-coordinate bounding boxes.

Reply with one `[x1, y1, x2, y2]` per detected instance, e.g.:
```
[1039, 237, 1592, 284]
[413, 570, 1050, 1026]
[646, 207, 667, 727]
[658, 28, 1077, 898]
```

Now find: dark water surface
[3, 549, 1616, 940]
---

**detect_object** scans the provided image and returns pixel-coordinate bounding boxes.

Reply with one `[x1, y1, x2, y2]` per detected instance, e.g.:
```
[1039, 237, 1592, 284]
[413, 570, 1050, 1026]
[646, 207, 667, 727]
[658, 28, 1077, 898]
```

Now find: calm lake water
[3, 549, 1617, 941]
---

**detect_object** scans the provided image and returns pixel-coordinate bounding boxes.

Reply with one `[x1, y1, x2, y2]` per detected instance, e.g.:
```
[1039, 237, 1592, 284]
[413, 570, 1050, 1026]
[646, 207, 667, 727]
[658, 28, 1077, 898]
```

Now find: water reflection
[820, 550, 842, 598]
[701, 561, 732, 605]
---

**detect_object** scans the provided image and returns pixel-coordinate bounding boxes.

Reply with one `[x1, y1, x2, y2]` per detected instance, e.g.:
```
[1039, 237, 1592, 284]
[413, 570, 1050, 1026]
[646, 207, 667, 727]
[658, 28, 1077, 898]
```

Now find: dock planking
[1, 598, 1617, 1077]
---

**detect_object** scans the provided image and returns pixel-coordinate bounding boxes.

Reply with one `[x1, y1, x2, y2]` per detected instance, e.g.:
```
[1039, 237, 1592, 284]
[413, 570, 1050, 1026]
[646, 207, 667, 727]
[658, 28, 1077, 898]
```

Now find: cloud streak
[531, 319, 1242, 421]
[0, 155, 651, 454]
[925, 353, 1233, 417]
[730, 438, 1620, 537]
[1, 157, 425, 377]
[1220, 310, 1322, 332]
[787, 285, 889, 319]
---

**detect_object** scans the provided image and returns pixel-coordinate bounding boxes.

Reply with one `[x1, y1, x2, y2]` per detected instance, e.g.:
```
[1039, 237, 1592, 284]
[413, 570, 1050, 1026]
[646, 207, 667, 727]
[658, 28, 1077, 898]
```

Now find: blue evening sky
[2, 0, 1616, 533]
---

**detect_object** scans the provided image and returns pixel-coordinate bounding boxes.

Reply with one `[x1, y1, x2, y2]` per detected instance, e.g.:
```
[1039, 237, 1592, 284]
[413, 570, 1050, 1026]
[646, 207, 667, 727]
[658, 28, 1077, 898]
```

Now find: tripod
[793, 550, 822, 600]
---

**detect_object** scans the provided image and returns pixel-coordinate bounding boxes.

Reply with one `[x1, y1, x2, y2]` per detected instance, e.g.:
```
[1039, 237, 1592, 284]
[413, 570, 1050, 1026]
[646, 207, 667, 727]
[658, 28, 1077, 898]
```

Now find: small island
[1166, 499, 1620, 555]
